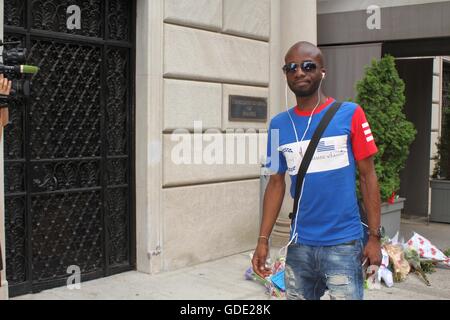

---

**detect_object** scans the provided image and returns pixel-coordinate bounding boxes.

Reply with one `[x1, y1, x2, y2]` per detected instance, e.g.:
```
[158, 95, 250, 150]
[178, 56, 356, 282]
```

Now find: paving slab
[12, 220, 450, 300]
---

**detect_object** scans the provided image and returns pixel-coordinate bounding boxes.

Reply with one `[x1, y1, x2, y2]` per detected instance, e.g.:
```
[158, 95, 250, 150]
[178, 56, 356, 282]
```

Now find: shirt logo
[280, 135, 349, 175]
[362, 122, 374, 142]
[317, 141, 336, 152]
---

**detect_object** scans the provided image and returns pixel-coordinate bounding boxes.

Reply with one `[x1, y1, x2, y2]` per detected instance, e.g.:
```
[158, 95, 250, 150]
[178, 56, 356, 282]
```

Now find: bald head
[285, 41, 324, 67]
[283, 41, 327, 98]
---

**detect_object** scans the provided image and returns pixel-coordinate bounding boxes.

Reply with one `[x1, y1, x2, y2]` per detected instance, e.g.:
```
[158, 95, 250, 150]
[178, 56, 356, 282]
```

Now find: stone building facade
[0, 0, 317, 298]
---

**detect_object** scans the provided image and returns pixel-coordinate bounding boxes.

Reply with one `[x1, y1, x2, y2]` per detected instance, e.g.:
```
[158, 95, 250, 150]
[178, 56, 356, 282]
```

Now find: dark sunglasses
[282, 61, 317, 74]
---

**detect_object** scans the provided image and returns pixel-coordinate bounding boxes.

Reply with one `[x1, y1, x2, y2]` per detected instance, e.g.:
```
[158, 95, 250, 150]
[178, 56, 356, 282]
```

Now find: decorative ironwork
[28, 40, 101, 159]
[4, 0, 25, 27]
[3, 34, 27, 288]
[3, 34, 26, 161]
[4, 163, 25, 193]
[31, 191, 103, 281]
[106, 48, 128, 156]
[106, 158, 127, 186]
[108, 0, 129, 41]
[106, 188, 128, 266]
[105, 47, 129, 267]
[4, 102, 24, 160]
[5, 197, 26, 284]
[31, 160, 100, 192]
[4, 0, 134, 295]
[31, 0, 102, 37]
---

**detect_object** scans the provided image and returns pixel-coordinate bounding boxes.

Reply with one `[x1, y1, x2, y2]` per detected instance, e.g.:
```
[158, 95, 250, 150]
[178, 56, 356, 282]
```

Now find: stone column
[271, 0, 317, 246]
[135, 0, 164, 274]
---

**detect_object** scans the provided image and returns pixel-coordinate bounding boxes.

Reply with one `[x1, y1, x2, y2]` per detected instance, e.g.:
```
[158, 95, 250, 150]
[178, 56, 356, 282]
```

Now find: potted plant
[354, 55, 417, 238]
[430, 74, 450, 223]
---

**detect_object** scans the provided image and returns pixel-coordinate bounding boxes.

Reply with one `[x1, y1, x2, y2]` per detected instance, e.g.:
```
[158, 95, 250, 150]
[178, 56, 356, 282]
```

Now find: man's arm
[357, 156, 382, 266]
[251, 173, 285, 278]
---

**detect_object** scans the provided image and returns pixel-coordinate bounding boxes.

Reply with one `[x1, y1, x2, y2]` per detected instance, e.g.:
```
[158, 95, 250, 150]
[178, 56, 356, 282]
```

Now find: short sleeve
[351, 106, 378, 161]
[266, 120, 287, 174]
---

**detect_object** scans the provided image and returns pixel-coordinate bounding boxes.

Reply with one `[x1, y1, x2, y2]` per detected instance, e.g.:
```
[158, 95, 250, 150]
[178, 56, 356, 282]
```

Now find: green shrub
[355, 55, 417, 201]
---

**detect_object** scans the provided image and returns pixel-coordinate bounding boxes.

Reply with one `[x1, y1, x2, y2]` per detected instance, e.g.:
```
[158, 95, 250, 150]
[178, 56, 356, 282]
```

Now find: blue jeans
[284, 240, 364, 300]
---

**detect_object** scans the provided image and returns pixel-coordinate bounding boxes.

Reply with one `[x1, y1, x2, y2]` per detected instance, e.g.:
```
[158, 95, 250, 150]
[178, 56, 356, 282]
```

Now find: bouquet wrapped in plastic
[245, 255, 286, 298]
[384, 243, 411, 282]
[405, 232, 450, 267]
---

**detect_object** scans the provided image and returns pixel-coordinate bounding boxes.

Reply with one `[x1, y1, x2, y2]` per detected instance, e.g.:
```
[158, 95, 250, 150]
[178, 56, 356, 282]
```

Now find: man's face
[284, 50, 325, 98]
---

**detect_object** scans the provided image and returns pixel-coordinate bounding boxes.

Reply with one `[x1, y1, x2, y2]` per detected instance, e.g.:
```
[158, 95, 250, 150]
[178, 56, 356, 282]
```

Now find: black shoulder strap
[290, 102, 342, 220]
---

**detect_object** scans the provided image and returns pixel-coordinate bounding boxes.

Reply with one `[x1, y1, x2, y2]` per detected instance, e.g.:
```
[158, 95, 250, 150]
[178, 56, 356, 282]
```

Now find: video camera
[0, 40, 39, 103]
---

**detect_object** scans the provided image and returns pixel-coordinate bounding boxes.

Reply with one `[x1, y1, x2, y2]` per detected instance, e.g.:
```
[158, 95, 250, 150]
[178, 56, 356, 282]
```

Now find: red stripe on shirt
[351, 105, 378, 161]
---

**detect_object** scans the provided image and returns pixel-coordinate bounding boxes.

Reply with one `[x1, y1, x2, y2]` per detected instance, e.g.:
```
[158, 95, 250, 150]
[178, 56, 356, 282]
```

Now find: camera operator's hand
[0, 74, 12, 96]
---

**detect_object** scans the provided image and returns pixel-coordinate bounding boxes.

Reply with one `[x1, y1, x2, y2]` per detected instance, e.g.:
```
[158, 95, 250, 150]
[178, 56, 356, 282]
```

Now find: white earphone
[285, 74, 325, 144]
[281, 73, 325, 256]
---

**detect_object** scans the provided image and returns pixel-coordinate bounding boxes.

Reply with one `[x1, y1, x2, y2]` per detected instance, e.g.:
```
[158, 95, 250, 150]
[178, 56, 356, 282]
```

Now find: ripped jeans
[284, 240, 364, 300]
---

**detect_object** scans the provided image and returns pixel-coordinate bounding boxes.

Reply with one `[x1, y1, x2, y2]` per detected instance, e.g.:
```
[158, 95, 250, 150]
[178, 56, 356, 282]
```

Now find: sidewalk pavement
[13, 218, 450, 300]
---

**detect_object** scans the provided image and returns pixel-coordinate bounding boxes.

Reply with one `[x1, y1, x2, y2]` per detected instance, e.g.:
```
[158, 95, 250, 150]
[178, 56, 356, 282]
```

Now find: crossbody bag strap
[289, 102, 342, 221]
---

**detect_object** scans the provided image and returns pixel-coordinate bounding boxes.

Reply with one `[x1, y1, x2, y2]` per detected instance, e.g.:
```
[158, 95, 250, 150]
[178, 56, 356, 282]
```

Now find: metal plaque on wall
[229, 95, 268, 122]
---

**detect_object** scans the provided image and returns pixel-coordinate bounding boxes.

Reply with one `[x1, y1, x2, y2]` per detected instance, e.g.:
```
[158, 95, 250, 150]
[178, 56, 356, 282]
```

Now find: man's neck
[296, 92, 327, 112]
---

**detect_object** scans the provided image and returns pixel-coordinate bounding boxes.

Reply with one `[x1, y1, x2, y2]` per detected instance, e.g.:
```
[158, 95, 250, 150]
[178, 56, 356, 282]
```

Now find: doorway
[3, 0, 136, 296]
[395, 58, 433, 217]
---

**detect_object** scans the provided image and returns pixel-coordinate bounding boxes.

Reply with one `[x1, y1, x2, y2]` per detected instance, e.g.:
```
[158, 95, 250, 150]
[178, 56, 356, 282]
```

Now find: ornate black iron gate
[3, 0, 135, 296]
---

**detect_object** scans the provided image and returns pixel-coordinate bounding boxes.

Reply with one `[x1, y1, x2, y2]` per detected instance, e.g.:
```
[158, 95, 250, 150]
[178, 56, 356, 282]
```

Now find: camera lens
[3, 47, 27, 65]
[10, 79, 31, 97]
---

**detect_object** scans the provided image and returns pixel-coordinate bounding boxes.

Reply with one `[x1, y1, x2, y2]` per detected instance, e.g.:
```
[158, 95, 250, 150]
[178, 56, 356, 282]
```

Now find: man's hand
[251, 241, 272, 278]
[0, 74, 12, 96]
[363, 237, 382, 266]
[253, 173, 285, 278]
[357, 156, 382, 267]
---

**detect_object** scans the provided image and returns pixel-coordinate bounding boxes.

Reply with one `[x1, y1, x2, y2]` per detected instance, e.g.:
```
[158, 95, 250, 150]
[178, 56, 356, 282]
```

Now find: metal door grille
[3, 0, 135, 296]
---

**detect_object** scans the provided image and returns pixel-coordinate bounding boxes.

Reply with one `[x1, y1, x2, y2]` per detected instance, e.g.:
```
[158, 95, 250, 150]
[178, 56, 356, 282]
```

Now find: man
[0, 73, 12, 287]
[252, 42, 382, 300]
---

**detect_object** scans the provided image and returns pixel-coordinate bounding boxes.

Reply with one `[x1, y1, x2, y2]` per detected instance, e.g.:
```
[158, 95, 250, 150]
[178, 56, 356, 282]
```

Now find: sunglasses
[282, 61, 317, 74]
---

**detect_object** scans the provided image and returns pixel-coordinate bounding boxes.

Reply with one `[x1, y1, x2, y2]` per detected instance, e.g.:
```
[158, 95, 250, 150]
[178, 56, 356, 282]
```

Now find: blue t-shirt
[266, 98, 378, 246]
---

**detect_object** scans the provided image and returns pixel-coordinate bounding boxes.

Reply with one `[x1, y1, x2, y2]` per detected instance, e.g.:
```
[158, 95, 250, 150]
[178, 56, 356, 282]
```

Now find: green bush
[355, 55, 416, 201]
